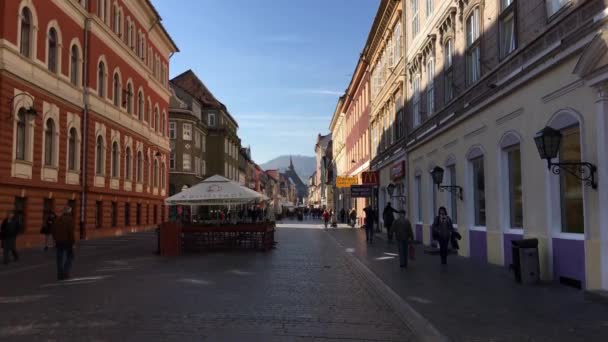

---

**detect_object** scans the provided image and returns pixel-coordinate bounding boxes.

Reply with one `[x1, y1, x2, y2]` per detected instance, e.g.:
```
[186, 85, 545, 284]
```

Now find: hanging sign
[361, 171, 379, 185]
[336, 176, 358, 188]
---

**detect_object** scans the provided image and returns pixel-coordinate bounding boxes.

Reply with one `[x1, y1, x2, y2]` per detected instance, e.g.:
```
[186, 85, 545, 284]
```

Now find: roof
[171, 70, 239, 128]
[144, 0, 179, 53]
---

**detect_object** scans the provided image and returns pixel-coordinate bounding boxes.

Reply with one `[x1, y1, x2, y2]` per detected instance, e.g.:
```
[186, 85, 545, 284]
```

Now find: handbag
[408, 244, 416, 260]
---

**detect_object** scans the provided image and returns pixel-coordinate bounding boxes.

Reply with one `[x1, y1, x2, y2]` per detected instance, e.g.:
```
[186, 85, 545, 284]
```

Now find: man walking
[1, 211, 21, 265]
[382, 202, 401, 243]
[52, 206, 76, 280]
[363, 205, 375, 243]
[392, 210, 414, 268]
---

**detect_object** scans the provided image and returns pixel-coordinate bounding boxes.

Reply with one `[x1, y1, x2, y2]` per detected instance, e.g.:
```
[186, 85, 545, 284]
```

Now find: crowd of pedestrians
[1, 206, 76, 281]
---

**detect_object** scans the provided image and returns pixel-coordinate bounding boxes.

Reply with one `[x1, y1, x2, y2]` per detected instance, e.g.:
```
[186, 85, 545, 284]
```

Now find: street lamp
[10, 92, 38, 117]
[534, 126, 597, 189]
[430, 166, 463, 200]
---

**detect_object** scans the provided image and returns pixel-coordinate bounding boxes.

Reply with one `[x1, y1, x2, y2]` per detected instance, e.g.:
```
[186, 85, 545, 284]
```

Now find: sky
[151, 0, 379, 164]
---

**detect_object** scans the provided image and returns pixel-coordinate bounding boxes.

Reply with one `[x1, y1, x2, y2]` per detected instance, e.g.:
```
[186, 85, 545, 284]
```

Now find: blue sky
[152, 0, 379, 164]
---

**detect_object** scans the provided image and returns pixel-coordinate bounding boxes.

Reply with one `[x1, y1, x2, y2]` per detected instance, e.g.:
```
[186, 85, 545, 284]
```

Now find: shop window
[559, 126, 584, 234]
[471, 156, 486, 226]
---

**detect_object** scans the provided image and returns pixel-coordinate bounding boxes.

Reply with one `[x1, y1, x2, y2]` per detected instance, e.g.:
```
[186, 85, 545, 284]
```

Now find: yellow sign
[336, 176, 358, 188]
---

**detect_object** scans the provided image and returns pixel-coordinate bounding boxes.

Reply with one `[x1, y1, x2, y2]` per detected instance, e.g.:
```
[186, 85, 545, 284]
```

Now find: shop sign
[351, 185, 373, 198]
[336, 176, 358, 188]
[391, 161, 406, 180]
[361, 171, 379, 185]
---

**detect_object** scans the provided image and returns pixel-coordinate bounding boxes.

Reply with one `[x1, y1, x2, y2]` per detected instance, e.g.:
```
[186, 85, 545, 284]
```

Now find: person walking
[349, 208, 357, 228]
[41, 211, 56, 251]
[322, 209, 330, 228]
[363, 205, 375, 243]
[52, 206, 76, 280]
[339, 208, 345, 223]
[431, 207, 454, 265]
[382, 202, 402, 243]
[1, 211, 21, 265]
[392, 210, 414, 268]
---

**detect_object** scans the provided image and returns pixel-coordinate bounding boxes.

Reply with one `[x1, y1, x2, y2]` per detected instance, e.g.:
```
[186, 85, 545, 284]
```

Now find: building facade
[404, 0, 608, 290]
[0, 0, 177, 247]
[171, 70, 241, 182]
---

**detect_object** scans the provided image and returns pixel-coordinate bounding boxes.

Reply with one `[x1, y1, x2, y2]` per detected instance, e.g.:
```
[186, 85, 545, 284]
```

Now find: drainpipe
[80, 17, 91, 239]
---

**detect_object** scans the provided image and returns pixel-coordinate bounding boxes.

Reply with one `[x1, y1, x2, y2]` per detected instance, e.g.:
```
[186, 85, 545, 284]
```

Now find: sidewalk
[328, 228, 608, 342]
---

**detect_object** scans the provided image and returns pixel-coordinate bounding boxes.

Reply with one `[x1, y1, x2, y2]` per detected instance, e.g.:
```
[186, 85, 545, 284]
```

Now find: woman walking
[431, 207, 454, 265]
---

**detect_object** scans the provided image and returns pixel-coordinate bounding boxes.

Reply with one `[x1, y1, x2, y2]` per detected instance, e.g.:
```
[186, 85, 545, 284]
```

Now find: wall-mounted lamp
[431, 166, 463, 200]
[534, 126, 597, 189]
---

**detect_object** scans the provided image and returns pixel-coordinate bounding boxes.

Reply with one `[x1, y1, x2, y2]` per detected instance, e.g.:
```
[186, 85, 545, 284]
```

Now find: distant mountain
[260, 155, 316, 181]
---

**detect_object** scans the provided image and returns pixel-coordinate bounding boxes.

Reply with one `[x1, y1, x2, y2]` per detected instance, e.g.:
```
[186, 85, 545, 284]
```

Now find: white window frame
[426, 59, 435, 115]
[466, 7, 481, 85]
[182, 123, 192, 141]
[183, 153, 191, 171]
[411, 0, 419, 37]
[169, 122, 176, 139]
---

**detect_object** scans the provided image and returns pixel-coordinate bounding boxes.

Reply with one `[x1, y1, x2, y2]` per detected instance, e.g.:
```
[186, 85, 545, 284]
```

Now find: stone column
[596, 84, 608, 290]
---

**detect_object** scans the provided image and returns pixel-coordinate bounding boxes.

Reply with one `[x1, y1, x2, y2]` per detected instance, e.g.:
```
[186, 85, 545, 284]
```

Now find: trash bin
[511, 238, 540, 284]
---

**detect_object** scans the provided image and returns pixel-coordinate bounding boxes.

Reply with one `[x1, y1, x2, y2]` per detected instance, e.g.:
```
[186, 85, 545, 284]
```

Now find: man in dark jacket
[363, 206, 375, 243]
[52, 207, 76, 280]
[382, 202, 403, 243]
[392, 210, 414, 268]
[1, 211, 21, 265]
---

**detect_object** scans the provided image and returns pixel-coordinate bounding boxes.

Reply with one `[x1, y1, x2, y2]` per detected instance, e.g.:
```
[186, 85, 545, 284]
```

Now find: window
[183, 123, 192, 141]
[506, 144, 523, 228]
[169, 153, 175, 170]
[15, 109, 27, 161]
[154, 160, 159, 187]
[111, 201, 117, 227]
[154, 108, 159, 132]
[500, 0, 516, 59]
[195, 157, 200, 176]
[444, 39, 454, 102]
[137, 151, 143, 182]
[559, 126, 584, 234]
[161, 163, 166, 189]
[183, 154, 191, 171]
[393, 22, 402, 63]
[161, 112, 166, 136]
[447, 164, 458, 224]
[426, 0, 433, 16]
[113, 4, 119, 33]
[20, 8, 32, 57]
[68, 127, 77, 171]
[126, 82, 133, 113]
[466, 8, 481, 85]
[146, 99, 151, 122]
[125, 147, 132, 180]
[125, 203, 130, 227]
[169, 122, 176, 139]
[415, 175, 422, 223]
[138, 91, 144, 120]
[14, 197, 25, 227]
[97, 0, 106, 21]
[471, 156, 486, 226]
[208, 113, 216, 127]
[426, 59, 435, 115]
[546, 0, 569, 18]
[194, 131, 200, 148]
[111, 141, 119, 178]
[44, 119, 55, 166]
[98, 61, 106, 97]
[411, 0, 419, 37]
[95, 135, 104, 175]
[113, 72, 120, 106]
[396, 96, 403, 139]
[95, 201, 102, 229]
[413, 75, 421, 127]
[70, 45, 79, 86]
[47, 28, 58, 73]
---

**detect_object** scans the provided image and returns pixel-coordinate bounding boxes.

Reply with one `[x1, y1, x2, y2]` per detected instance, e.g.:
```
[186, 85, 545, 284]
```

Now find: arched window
[466, 7, 481, 85]
[70, 44, 79, 86]
[154, 159, 159, 187]
[20, 7, 32, 57]
[426, 59, 435, 115]
[95, 135, 104, 175]
[137, 91, 144, 120]
[111, 141, 119, 177]
[47, 28, 58, 73]
[98, 61, 106, 97]
[154, 107, 159, 132]
[126, 82, 133, 113]
[113, 72, 120, 106]
[499, 133, 523, 230]
[125, 147, 132, 180]
[68, 127, 78, 171]
[97, 0, 106, 21]
[137, 151, 143, 183]
[444, 39, 454, 102]
[146, 99, 151, 122]
[15, 109, 27, 160]
[44, 119, 55, 166]
[126, 17, 132, 47]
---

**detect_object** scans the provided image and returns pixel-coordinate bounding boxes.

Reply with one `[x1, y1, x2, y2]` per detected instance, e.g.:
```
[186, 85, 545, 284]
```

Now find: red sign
[361, 171, 379, 185]
[391, 161, 406, 180]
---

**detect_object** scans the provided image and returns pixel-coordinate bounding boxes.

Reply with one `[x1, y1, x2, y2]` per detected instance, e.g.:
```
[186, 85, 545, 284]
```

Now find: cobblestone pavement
[327, 225, 608, 342]
[0, 225, 413, 341]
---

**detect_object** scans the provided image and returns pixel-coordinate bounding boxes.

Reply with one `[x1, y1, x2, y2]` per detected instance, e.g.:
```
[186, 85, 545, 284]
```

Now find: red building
[0, 0, 178, 247]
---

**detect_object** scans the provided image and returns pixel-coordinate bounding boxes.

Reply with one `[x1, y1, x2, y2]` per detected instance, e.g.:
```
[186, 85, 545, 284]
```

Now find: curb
[326, 230, 451, 342]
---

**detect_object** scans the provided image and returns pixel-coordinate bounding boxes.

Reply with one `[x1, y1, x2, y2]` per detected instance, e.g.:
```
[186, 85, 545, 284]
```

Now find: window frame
[47, 27, 59, 74]
[412, 74, 421, 127]
[169, 121, 176, 139]
[465, 7, 482, 86]
[499, 0, 517, 60]
[470, 155, 486, 228]
[111, 141, 119, 178]
[19, 7, 33, 58]
[68, 127, 78, 171]
[70, 44, 80, 86]
[44, 118, 56, 167]
[411, 0, 419, 37]
[95, 135, 105, 175]
[444, 39, 454, 103]
[426, 58, 435, 115]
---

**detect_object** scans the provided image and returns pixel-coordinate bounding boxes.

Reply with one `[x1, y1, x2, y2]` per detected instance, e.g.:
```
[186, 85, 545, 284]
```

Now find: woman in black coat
[431, 207, 454, 265]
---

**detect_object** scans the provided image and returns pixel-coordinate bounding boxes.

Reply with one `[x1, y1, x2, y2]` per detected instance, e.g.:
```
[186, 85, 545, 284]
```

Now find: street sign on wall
[361, 171, 379, 185]
[391, 161, 406, 180]
[336, 176, 358, 188]
[351, 185, 373, 198]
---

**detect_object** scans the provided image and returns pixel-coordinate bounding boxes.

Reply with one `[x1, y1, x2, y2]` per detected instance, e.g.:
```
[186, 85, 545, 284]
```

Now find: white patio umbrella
[165, 175, 268, 206]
